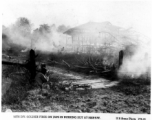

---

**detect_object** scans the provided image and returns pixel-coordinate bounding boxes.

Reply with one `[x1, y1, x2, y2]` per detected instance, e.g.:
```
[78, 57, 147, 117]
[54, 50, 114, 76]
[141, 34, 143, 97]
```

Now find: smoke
[2, 18, 151, 78]
[118, 31, 151, 78]
[2, 19, 32, 52]
[2, 18, 68, 54]
[33, 30, 63, 52]
[32, 25, 67, 53]
[9, 25, 31, 48]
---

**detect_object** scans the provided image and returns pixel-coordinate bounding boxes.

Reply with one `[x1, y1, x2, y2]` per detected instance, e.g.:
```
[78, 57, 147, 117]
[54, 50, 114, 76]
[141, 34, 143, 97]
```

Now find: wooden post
[119, 50, 124, 67]
[27, 49, 37, 84]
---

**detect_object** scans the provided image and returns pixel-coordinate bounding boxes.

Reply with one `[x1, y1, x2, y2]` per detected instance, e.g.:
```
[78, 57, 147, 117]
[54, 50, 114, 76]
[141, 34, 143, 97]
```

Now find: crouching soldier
[35, 64, 48, 90]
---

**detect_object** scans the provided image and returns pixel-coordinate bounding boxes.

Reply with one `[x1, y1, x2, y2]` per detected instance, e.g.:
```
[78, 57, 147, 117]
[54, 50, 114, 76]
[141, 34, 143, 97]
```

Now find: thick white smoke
[118, 33, 151, 78]
[8, 25, 31, 48]
[2, 22, 67, 53]
[2, 18, 151, 79]
[32, 31, 61, 52]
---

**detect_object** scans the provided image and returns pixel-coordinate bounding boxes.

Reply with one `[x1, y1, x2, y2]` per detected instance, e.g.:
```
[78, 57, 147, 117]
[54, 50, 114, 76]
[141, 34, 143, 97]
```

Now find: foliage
[39, 24, 51, 34]
[2, 65, 31, 105]
[14, 17, 32, 36]
[57, 25, 70, 33]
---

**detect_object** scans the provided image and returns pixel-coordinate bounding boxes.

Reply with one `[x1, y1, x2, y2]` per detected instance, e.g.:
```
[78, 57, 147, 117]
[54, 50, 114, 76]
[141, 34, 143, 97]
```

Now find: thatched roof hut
[63, 22, 138, 54]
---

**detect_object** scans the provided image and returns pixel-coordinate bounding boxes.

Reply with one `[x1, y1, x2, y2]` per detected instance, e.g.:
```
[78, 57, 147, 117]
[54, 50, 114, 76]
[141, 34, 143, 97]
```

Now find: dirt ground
[2, 66, 151, 113]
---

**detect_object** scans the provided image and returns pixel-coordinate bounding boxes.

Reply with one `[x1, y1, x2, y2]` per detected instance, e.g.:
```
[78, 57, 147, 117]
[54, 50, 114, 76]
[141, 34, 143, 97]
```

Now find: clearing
[2, 65, 151, 113]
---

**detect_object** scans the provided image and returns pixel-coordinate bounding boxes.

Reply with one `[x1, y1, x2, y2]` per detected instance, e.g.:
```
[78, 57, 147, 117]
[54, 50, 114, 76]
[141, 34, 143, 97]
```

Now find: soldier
[35, 63, 48, 90]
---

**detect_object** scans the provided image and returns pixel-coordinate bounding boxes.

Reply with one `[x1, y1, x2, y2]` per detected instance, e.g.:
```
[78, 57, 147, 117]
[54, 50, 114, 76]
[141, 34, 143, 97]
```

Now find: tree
[32, 24, 51, 41]
[39, 24, 50, 34]
[57, 25, 70, 33]
[16, 17, 31, 26]
[15, 17, 32, 36]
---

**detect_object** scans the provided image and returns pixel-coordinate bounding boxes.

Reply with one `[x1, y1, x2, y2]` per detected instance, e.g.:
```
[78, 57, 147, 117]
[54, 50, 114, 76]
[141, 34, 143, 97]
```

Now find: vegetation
[2, 64, 150, 113]
[2, 17, 150, 113]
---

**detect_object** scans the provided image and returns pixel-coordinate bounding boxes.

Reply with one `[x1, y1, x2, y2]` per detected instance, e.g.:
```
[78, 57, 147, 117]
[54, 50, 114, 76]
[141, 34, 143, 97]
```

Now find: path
[47, 66, 119, 89]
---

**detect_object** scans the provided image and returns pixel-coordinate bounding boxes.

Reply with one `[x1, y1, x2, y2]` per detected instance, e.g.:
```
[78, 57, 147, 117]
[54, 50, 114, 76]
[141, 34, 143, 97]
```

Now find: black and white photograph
[1, 0, 151, 117]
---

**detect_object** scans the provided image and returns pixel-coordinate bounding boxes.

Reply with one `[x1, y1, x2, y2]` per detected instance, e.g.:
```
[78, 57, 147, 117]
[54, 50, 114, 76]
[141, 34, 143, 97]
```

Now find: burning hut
[63, 21, 142, 69]
[64, 21, 125, 54]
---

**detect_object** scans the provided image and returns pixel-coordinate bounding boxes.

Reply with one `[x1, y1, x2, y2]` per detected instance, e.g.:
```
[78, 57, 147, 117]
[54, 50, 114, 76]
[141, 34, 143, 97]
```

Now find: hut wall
[65, 32, 116, 54]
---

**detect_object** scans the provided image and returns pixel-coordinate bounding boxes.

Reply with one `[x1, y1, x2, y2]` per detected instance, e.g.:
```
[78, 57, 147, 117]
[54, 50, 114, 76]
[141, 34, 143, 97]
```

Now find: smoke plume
[2, 18, 68, 53]
[118, 31, 151, 78]
[2, 18, 151, 78]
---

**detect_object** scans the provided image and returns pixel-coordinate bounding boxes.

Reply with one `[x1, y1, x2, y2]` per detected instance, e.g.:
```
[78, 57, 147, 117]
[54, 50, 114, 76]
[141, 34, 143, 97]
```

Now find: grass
[41, 52, 119, 80]
[2, 64, 151, 113]
[2, 52, 151, 113]
[36, 51, 118, 67]
[2, 65, 31, 112]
